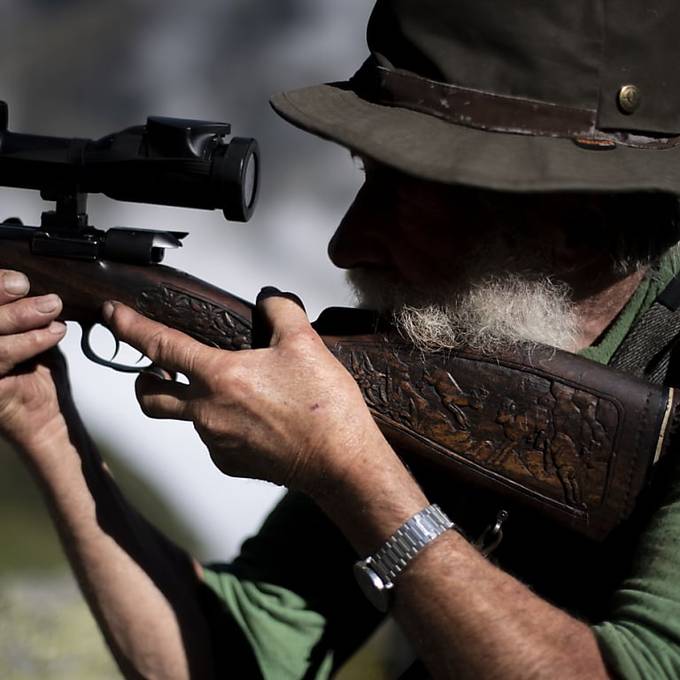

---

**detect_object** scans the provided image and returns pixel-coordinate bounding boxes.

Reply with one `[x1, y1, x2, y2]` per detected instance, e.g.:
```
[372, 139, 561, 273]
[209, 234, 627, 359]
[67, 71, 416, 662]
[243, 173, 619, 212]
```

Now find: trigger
[80, 323, 147, 374]
[110, 335, 121, 361]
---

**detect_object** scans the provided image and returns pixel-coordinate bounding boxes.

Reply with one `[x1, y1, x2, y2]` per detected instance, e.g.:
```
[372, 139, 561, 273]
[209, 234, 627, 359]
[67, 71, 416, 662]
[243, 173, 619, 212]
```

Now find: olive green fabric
[202, 492, 383, 679]
[592, 458, 680, 678]
[270, 1, 680, 192]
[580, 246, 680, 364]
[201, 248, 680, 679]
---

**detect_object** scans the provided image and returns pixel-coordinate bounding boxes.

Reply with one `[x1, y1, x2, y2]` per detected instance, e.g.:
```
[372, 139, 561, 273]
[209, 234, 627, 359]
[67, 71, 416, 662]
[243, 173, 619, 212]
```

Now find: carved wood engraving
[137, 286, 252, 350]
[337, 342, 619, 514]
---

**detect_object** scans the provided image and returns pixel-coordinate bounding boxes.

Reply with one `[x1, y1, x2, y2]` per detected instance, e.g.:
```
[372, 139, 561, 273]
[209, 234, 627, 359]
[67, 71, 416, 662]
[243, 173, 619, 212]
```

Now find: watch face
[353, 561, 392, 612]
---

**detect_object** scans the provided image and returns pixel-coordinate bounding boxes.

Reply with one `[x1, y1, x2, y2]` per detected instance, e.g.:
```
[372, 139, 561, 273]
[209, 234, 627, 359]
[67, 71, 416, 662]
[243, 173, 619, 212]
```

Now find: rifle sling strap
[610, 271, 680, 385]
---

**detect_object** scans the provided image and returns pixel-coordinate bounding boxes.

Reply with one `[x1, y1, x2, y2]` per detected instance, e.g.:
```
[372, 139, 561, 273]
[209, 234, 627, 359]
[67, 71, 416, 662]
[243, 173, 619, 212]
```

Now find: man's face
[328, 160, 491, 288]
[328, 159, 617, 353]
[328, 159, 600, 291]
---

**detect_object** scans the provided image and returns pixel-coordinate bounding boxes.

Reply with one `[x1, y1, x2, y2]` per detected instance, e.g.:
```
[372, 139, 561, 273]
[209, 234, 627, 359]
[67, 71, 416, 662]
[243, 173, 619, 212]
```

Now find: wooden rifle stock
[2, 238, 675, 541]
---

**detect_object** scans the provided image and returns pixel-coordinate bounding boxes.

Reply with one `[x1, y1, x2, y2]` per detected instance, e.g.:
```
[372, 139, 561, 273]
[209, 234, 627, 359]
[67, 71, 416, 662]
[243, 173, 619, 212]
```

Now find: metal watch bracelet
[353, 504, 458, 611]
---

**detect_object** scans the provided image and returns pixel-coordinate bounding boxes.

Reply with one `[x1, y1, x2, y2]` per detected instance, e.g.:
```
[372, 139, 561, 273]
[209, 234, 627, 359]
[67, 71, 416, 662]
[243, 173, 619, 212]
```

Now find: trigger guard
[80, 323, 148, 374]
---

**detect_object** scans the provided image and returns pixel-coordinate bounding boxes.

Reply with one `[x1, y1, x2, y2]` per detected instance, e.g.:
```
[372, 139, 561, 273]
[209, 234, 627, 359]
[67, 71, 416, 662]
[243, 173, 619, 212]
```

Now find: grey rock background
[1, 575, 120, 679]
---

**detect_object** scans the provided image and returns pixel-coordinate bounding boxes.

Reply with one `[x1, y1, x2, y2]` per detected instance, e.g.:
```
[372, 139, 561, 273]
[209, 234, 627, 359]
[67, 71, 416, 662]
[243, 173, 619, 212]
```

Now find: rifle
[0, 101, 675, 542]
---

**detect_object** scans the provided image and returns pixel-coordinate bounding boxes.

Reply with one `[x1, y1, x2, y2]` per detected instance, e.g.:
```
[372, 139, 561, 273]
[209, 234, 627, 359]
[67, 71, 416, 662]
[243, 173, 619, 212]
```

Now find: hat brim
[271, 83, 680, 194]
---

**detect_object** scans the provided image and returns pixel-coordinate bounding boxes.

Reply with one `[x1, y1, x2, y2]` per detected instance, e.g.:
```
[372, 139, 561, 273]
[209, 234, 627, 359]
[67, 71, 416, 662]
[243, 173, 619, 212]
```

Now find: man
[3, 1, 680, 678]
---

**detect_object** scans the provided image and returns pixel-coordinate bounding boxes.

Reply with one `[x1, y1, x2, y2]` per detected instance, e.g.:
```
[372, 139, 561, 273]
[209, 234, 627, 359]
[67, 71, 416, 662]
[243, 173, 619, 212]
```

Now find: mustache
[346, 267, 450, 311]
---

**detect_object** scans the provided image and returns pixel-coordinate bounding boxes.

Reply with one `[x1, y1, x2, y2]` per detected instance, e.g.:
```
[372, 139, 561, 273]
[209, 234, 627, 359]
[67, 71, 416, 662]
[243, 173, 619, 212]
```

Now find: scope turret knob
[146, 117, 232, 159]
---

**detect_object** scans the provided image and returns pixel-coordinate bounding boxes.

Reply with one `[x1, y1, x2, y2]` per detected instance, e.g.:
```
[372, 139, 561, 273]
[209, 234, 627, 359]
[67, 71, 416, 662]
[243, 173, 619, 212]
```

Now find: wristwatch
[353, 504, 456, 612]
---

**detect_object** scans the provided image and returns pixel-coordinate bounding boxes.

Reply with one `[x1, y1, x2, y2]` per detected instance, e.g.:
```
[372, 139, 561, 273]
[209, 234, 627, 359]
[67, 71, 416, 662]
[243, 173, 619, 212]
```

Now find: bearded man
[3, 1, 680, 679]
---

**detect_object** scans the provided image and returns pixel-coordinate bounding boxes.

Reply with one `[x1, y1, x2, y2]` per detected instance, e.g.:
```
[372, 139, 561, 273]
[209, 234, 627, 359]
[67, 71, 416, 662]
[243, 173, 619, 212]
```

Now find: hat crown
[367, 0, 680, 135]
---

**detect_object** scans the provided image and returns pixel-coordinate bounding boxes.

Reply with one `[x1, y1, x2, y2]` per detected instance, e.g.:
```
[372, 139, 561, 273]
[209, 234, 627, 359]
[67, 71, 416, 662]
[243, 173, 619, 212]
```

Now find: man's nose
[327, 186, 393, 269]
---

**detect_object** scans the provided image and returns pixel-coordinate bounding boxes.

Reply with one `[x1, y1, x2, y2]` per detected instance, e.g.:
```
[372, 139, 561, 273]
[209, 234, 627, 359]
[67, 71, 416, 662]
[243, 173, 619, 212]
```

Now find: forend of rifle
[0, 238, 255, 338]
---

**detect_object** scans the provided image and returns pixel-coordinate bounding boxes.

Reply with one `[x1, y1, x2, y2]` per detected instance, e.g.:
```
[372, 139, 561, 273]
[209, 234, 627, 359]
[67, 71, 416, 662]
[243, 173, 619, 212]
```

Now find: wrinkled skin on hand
[104, 293, 387, 495]
[0, 270, 68, 448]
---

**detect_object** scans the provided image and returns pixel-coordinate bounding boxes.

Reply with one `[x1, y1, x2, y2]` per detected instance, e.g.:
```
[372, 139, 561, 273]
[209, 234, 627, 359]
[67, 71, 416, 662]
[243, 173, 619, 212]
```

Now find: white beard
[347, 268, 580, 354]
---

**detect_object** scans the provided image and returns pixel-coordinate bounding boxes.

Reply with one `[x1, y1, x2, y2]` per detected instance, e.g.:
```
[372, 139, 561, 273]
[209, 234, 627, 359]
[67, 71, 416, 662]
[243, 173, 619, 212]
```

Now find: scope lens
[243, 150, 258, 209]
[219, 136, 259, 221]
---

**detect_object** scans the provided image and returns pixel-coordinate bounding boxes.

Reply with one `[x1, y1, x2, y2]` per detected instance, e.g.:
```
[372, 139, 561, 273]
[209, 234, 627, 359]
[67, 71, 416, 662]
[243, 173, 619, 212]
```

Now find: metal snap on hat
[271, 0, 680, 193]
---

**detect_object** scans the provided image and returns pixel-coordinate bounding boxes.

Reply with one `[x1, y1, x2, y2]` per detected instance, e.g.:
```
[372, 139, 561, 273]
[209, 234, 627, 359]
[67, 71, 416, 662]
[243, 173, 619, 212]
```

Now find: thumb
[255, 286, 310, 347]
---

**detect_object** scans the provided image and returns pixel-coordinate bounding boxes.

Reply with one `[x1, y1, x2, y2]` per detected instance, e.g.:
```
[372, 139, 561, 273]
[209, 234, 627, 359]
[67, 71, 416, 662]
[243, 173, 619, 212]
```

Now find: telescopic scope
[0, 101, 260, 222]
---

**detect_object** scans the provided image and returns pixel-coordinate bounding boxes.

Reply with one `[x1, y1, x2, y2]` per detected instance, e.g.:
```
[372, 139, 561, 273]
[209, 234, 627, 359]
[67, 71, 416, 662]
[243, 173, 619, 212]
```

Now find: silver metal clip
[475, 510, 509, 557]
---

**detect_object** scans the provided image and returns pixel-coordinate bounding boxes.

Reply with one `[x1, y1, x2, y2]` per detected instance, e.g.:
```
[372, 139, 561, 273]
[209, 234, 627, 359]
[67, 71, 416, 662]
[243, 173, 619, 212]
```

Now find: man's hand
[103, 291, 389, 496]
[0, 269, 68, 449]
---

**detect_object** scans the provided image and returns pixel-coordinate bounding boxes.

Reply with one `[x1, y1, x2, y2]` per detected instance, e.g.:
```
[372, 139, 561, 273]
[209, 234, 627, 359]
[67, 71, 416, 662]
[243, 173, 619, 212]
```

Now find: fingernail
[256, 286, 306, 312]
[256, 286, 281, 303]
[35, 294, 60, 313]
[3, 272, 29, 295]
[102, 300, 119, 323]
[48, 321, 67, 335]
[283, 292, 306, 313]
[142, 365, 169, 380]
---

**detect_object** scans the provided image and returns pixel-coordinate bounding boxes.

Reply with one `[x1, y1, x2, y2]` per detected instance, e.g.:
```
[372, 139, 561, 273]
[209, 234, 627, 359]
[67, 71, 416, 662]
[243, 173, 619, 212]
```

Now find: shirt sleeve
[593, 456, 680, 679]
[200, 491, 384, 680]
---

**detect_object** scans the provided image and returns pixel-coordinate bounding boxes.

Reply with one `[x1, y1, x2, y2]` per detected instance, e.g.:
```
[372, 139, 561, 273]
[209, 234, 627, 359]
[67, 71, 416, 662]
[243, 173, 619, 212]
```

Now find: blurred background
[0, 0, 372, 676]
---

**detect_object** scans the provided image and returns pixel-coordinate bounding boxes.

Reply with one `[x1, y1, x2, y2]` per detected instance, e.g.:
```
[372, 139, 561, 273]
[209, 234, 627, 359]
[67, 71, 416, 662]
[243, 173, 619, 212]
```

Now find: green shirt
[202, 492, 383, 678]
[202, 250, 680, 679]
[580, 247, 680, 365]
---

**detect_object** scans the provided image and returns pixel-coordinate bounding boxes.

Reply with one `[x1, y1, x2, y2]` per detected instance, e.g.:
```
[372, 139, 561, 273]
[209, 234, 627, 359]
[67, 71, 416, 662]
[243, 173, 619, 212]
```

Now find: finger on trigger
[103, 301, 213, 376]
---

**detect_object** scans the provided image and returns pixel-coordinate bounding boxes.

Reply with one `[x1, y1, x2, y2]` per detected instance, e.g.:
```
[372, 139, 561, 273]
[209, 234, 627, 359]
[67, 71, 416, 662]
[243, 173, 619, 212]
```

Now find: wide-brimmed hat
[271, 0, 680, 193]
